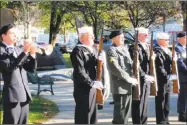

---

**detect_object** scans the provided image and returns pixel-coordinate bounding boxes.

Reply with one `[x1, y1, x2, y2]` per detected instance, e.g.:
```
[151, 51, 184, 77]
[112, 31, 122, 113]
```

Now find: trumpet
[23, 39, 53, 56]
[35, 44, 53, 56]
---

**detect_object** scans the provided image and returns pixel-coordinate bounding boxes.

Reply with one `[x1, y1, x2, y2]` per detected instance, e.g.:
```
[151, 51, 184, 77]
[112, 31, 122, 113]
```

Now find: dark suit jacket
[175, 43, 187, 83]
[0, 42, 37, 103]
[154, 45, 172, 87]
[70, 45, 97, 95]
[129, 43, 150, 87]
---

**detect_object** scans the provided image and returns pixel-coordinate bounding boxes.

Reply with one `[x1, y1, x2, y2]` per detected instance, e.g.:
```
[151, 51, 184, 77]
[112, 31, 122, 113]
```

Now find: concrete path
[29, 80, 187, 124]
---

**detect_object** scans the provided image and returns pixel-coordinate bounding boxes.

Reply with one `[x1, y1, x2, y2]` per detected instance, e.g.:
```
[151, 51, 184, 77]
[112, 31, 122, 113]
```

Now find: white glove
[98, 51, 105, 63]
[130, 77, 138, 86]
[172, 55, 178, 61]
[92, 81, 104, 90]
[145, 75, 155, 83]
[151, 53, 156, 60]
[167, 74, 177, 81]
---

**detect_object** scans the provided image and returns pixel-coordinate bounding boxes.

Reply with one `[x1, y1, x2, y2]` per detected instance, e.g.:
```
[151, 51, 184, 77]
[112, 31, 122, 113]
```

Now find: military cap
[157, 32, 169, 40]
[78, 26, 93, 34]
[135, 27, 149, 35]
[177, 32, 186, 38]
[109, 30, 123, 39]
[0, 23, 15, 36]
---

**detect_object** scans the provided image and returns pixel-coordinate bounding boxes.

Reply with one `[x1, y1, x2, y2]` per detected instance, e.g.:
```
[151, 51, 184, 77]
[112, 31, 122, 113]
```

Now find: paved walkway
[29, 80, 187, 124]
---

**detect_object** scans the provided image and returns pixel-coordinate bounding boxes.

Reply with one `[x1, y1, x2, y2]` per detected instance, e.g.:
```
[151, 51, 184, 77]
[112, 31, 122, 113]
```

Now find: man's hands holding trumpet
[23, 39, 36, 58]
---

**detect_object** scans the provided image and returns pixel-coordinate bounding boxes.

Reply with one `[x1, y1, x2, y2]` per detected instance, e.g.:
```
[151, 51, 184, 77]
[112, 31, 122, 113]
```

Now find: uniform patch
[110, 57, 114, 62]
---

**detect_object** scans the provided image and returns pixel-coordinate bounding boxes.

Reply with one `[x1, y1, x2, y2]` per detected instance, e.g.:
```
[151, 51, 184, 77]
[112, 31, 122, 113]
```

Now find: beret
[109, 30, 123, 39]
[157, 32, 169, 40]
[0, 23, 15, 36]
[78, 26, 93, 34]
[135, 27, 149, 34]
[177, 32, 186, 38]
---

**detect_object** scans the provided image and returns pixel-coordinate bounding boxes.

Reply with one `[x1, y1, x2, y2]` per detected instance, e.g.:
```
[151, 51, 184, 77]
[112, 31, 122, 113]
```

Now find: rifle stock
[150, 31, 158, 96]
[172, 34, 180, 93]
[132, 31, 141, 100]
[96, 30, 104, 105]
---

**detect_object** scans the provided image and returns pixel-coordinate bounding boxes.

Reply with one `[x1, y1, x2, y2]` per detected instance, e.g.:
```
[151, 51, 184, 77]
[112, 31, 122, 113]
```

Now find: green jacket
[107, 45, 134, 94]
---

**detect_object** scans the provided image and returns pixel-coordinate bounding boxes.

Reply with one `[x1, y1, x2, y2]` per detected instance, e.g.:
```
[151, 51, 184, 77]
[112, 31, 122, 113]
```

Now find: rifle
[132, 31, 141, 100]
[96, 28, 104, 105]
[172, 34, 180, 93]
[149, 31, 158, 96]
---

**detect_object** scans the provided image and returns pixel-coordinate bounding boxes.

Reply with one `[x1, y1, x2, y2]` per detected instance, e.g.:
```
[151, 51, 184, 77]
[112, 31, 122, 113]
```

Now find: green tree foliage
[10, 1, 180, 44]
[104, 2, 132, 30]
[119, 1, 179, 29]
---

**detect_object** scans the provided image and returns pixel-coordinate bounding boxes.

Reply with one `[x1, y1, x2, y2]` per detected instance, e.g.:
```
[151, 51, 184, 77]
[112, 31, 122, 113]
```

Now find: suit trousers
[155, 83, 171, 124]
[112, 94, 132, 124]
[177, 83, 187, 114]
[74, 87, 97, 124]
[3, 100, 29, 124]
[132, 82, 150, 124]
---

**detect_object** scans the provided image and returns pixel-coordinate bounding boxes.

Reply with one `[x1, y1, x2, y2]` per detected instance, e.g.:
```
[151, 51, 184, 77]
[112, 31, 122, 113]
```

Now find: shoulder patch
[109, 57, 115, 62]
[107, 47, 117, 57]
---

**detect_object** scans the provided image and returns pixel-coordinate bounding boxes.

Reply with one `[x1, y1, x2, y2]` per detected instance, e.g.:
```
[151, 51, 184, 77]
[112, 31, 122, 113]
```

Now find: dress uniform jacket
[107, 45, 134, 94]
[175, 43, 187, 116]
[175, 43, 187, 83]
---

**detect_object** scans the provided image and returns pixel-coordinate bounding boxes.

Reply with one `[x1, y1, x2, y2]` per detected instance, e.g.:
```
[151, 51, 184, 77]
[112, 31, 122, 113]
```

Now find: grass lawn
[0, 95, 59, 124]
[63, 53, 72, 68]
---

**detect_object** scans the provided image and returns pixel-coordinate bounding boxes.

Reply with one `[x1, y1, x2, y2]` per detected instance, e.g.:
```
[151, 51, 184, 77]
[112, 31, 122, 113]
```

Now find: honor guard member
[70, 26, 104, 124]
[176, 32, 187, 122]
[107, 30, 138, 124]
[129, 27, 155, 124]
[154, 32, 177, 124]
[0, 24, 37, 124]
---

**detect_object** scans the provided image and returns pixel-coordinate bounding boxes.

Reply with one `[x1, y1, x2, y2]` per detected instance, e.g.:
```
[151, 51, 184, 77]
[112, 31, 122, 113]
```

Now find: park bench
[27, 71, 54, 95]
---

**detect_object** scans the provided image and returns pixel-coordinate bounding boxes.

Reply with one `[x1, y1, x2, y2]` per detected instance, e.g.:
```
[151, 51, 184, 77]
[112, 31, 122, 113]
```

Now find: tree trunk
[181, 1, 187, 31]
[51, 32, 57, 46]
[49, 2, 63, 46]
[183, 15, 187, 31]
[93, 22, 97, 40]
[49, 2, 56, 44]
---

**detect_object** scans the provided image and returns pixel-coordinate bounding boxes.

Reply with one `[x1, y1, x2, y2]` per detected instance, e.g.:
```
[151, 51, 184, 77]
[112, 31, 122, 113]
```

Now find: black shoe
[157, 121, 170, 124]
[109, 101, 114, 104]
[178, 113, 187, 122]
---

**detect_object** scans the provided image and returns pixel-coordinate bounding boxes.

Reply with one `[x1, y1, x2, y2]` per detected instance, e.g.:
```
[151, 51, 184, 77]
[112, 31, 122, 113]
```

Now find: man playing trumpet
[0, 24, 37, 124]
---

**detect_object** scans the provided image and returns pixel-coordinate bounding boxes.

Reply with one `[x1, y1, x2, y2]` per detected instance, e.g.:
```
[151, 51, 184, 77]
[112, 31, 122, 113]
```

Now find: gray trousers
[3, 101, 29, 124]
[112, 94, 132, 124]
[177, 83, 187, 114]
